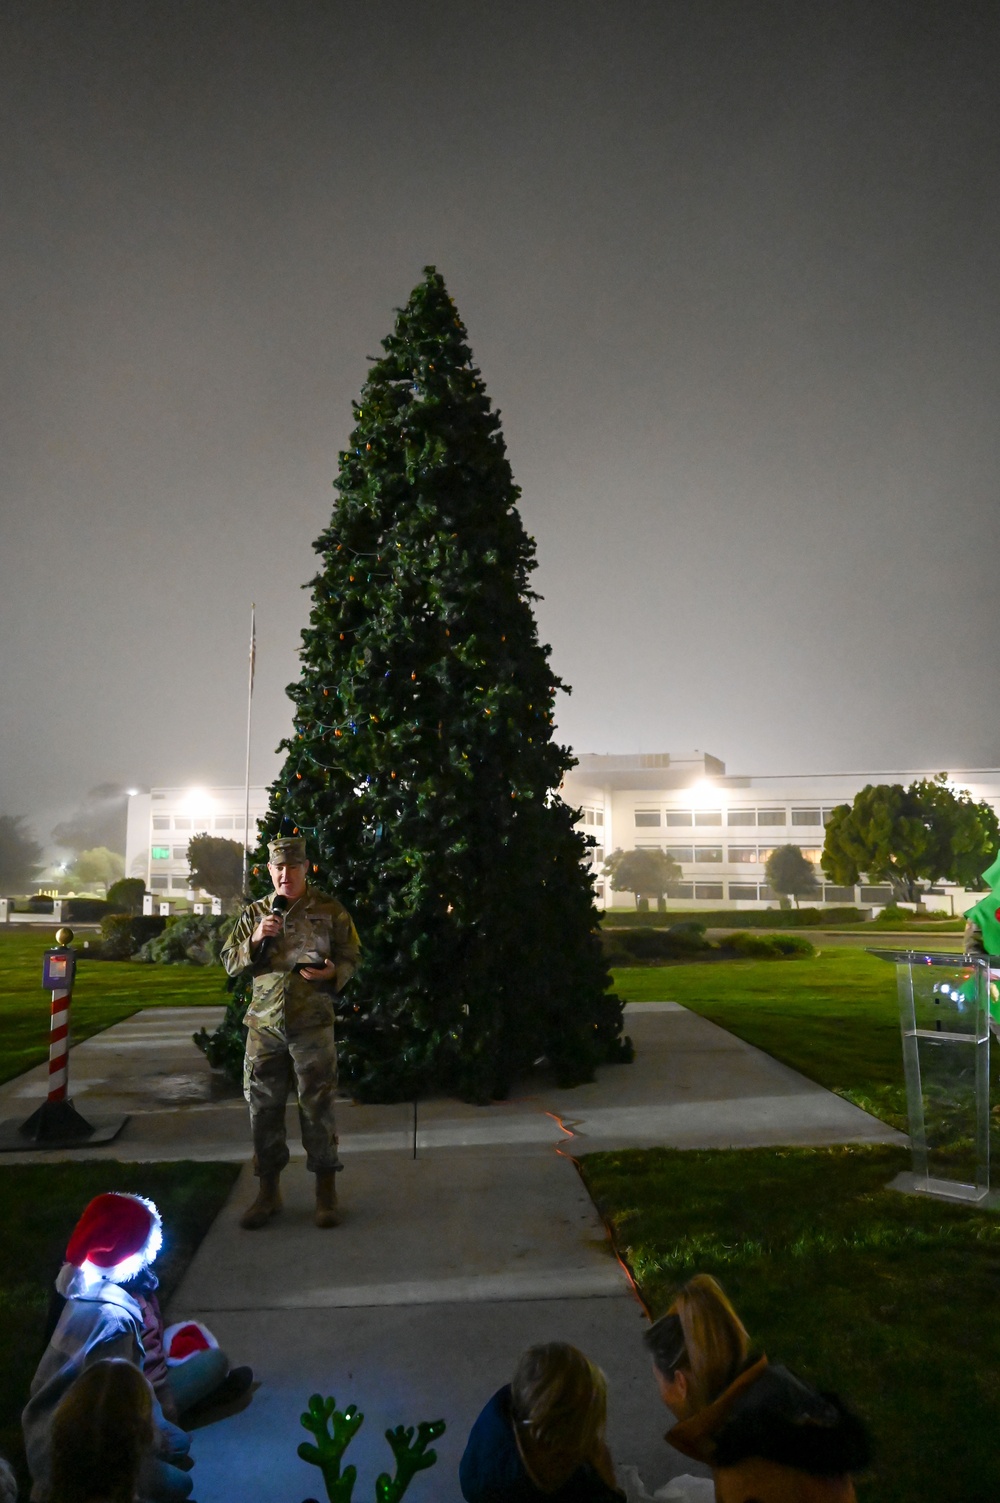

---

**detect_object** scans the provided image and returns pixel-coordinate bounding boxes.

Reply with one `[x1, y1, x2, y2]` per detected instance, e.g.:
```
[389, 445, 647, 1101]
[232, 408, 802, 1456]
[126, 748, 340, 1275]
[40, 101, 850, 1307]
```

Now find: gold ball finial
[55, 926, 74, 946]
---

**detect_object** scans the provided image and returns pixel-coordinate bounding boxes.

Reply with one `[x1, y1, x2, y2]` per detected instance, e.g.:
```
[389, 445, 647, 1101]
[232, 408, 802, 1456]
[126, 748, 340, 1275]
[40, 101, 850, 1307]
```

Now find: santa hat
[164, 1321, 218, 1365]
[65, 1193, 163, 1286]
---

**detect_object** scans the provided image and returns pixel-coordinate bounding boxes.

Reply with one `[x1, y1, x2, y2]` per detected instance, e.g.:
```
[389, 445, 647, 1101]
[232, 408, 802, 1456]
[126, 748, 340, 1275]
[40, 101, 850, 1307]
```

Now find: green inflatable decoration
[298, 1393, 445, 1503]
[964, 852, 1000, 1024]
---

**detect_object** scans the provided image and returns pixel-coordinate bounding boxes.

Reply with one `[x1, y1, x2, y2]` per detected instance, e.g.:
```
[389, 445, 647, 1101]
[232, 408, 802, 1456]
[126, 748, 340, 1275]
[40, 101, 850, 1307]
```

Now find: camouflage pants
[243, 1024, 342, 1176]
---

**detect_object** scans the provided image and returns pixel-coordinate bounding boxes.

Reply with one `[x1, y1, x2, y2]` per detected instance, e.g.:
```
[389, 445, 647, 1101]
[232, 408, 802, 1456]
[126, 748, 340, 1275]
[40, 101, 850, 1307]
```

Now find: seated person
[23, 1192, 192, 1503]
[645, 1274, 870, 1503]
[460, 1341, 624, 1502]
[125, 1264, 252, 1424]
[49, 1358, 154, 1503]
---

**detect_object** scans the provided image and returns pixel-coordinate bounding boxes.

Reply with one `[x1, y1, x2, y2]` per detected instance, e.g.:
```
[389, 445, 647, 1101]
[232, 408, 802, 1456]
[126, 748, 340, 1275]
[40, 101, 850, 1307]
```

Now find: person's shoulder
[305, 886, 351, 916]
[716, 1362, 871, 1477]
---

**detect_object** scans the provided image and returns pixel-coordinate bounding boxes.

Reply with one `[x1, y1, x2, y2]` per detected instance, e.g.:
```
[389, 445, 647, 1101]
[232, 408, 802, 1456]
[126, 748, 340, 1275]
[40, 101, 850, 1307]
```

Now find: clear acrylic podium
[870, 950, 992, 1203]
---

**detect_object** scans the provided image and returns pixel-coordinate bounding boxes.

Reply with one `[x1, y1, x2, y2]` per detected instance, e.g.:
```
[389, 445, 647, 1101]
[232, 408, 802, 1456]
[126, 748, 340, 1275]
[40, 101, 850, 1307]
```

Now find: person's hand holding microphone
[251, 894, 289, 957]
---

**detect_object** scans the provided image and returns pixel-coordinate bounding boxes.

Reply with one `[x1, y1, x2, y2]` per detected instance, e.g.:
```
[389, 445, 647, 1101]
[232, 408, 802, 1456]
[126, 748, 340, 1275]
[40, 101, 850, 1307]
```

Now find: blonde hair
[510, 1343, 608, 1488]
[647, 1274, 750, 1412]
[50, 1359, 153, 1503]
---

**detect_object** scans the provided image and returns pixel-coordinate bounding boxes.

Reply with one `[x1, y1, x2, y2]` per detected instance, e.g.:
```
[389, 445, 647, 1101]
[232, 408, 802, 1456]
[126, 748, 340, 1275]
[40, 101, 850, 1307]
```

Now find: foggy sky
[2, 0, 999, 850]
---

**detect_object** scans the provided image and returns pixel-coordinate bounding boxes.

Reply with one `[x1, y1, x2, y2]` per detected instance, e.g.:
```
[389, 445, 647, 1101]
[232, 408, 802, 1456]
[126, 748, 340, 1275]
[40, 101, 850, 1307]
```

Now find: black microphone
[258, 894, 289, 962]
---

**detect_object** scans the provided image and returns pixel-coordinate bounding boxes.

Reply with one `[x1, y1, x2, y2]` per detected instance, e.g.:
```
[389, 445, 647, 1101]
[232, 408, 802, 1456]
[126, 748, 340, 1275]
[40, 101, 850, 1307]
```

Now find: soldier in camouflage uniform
[221, 836, 360, 1230]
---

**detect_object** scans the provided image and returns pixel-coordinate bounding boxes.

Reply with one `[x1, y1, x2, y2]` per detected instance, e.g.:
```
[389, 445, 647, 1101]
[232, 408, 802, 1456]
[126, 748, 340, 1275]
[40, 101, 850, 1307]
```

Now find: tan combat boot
[240, 1172, 282, 1230]
[314, 1171, 340, 1228]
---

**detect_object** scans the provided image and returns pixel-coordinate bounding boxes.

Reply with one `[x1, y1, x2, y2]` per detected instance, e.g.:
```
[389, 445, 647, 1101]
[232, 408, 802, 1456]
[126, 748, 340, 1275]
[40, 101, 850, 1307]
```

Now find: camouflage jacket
[221, 886, 360, 1034]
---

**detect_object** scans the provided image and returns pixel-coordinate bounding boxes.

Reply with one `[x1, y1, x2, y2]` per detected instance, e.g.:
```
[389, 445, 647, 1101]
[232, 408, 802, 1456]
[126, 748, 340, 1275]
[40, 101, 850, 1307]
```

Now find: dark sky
[3, 1, 999, 847]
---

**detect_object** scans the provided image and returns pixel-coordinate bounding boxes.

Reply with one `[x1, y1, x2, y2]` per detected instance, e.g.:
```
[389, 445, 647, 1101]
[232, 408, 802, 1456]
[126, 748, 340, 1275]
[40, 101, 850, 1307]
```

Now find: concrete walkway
[0, 1001, 904, 1501]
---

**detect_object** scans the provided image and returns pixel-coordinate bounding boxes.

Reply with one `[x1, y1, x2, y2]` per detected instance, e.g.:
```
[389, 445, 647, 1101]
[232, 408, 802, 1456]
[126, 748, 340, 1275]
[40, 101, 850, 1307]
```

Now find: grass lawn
[0, 930, 225, 1085]
[580, 1143, 1000, 1503]
[613, 948, 914, 1129]
[0, 1160, 240, 1492]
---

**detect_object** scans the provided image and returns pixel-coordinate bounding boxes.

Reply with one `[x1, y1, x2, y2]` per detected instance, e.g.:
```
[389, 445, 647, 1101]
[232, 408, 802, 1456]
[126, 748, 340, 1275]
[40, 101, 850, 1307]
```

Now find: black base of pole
[0, 1098, 129, 1152]
[19, 1098, 96, 1142]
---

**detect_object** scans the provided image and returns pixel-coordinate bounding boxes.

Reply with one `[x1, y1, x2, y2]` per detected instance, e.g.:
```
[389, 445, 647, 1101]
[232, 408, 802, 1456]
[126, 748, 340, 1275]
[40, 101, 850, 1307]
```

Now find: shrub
[106, 878, 147, 915]
[723, 931, 816, 959]
[665, 920, 711, 953]
[873, 903, 909, 923]
[63, 897, 111, 922]
[604, 923, 713, 962]
[769, 933, 816, 957]
[98, 914, 167, 959]
[137, 914, 230, 966]
[99, 914, 136, 960]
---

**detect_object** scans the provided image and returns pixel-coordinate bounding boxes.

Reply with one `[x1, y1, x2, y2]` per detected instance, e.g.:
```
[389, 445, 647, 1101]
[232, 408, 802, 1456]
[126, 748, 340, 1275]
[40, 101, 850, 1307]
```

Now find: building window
[665, 846, 694, 863]
[593, 847, 604, 864]
[792, 809, 821, 826]
[174, 817, 191, 830]
[666, 882, 694, 899]
[727, 809, 755, 826]
[151, 846, 170, 861]
[824, 885, 855, 903]
[694, 810, 721, 826]
[860, 885, 893, 903]
[635, 810, 661, 827]
[757, 810, 786, 826]
[152, 816, 170, 830]
[728, 883, 760, 900]
[215, 817, 234, 830]
[728, 847, 758, 864]
[695, 883, 724, 900]
[757, 847, 776, 865]
[171, 876, 191, 891]
[150, 876, 169, 891]
[172, 846, 188, 860]
[801, 848, 823, 865]
[696, 847, 723, 863]
[594, 810, 604, 826]
[666, 811, 693, 827]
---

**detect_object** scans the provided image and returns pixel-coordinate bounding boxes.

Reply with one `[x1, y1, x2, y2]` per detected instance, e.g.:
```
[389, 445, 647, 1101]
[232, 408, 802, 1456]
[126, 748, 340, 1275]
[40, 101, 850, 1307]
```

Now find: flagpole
[242, 604, 256, 895]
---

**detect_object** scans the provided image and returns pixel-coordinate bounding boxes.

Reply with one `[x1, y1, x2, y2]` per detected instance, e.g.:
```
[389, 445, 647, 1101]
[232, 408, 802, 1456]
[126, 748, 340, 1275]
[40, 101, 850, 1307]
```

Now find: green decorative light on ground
[298, 1393, 445, 1503]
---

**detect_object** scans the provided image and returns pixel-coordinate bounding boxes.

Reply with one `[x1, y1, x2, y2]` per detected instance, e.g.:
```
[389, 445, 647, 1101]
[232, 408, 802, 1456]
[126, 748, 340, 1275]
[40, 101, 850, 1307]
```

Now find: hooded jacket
[22, 1264, 187, 1501]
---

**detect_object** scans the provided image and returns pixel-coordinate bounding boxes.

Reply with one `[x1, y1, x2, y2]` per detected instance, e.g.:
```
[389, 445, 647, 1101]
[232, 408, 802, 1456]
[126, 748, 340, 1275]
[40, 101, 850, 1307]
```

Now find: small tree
[107, 877, 147, 915]
[764, 845, 819, 908]
[67, 846, 124, 894]
[0, 814, 42, 892]
[187, 834, 245, 908]
[604, 848, 682, 911]
[822, 775, 999, 903]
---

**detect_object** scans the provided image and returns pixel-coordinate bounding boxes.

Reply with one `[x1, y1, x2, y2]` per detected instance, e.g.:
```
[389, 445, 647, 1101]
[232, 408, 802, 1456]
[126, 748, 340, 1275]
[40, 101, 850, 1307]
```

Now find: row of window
[634, 808, 837, 829]
[150, 876, 198, 892]
[579, 805, 605, 827]
[635, 845, 822, 866]
[151, 815, 255, 832]
[639, 882, 893, 903]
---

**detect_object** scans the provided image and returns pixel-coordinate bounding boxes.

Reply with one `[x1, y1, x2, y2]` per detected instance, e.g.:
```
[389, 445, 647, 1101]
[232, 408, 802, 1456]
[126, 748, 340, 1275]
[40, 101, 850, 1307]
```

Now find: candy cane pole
[45, 926, 75, 1102]
[2, 928, 128, 1152]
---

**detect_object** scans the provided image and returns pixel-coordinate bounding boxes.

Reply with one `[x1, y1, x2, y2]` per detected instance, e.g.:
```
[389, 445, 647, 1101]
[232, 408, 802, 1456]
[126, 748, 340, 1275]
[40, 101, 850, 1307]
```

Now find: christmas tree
[254, 267, 627, 1101]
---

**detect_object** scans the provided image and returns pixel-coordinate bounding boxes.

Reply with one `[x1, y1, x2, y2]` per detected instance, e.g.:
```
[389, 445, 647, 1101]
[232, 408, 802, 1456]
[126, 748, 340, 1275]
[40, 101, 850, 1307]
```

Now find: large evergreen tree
[253, 268, 627, 1101]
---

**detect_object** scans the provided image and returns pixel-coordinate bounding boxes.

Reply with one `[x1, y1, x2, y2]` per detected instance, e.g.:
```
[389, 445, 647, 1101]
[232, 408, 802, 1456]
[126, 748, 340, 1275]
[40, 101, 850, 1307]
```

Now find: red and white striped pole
[44, 928, 75, 1103]
[6, 927, 128, 1151]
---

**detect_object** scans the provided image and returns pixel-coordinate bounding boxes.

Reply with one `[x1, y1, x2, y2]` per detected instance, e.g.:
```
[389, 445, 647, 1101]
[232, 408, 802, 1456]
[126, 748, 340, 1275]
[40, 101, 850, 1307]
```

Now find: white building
[561, 752, 1000, 913]
[127, 756, 1000, 912]
[125, 786, 270, 899]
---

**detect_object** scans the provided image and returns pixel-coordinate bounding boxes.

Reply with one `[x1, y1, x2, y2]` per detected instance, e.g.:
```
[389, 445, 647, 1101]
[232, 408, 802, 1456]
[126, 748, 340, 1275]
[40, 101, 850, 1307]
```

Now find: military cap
[267, 836, 308, 866]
